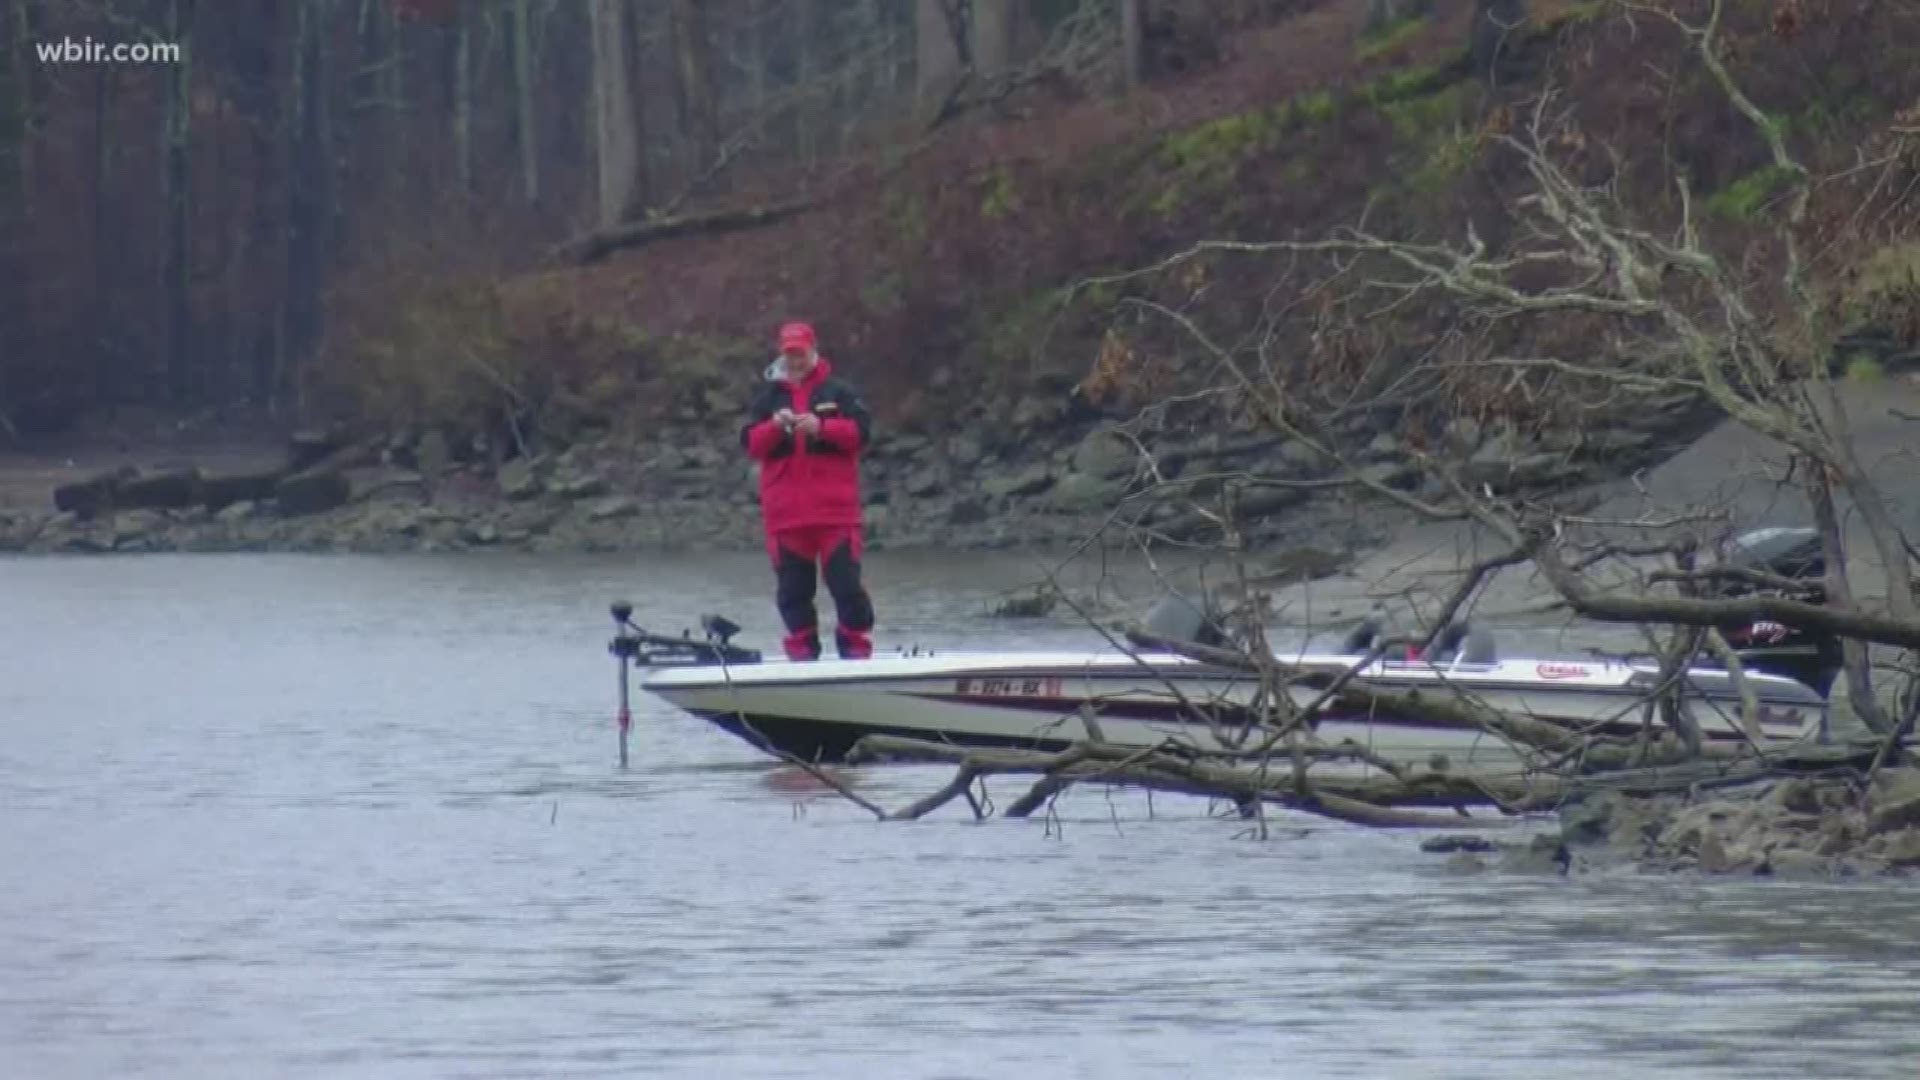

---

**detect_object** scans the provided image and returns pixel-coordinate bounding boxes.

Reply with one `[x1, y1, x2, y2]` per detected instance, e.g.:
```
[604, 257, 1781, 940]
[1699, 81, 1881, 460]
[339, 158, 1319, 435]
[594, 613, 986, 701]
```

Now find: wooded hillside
[1, 0, 1914, 450]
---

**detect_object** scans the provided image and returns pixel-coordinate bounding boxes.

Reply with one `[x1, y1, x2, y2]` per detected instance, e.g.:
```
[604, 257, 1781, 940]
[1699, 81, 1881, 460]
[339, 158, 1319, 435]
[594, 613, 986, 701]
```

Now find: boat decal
[1535, 662, 1592, 680]
[955, 675, 1065, 698]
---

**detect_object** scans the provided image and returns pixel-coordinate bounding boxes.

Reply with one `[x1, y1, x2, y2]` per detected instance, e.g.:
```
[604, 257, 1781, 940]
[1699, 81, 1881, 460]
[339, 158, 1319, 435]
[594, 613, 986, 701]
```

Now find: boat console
[1341, 616, 1498, 664]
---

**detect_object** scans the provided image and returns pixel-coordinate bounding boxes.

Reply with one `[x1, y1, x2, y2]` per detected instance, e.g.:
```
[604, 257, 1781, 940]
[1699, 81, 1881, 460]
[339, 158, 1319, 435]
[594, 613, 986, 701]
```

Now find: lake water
[4, 553, 1918, 1079]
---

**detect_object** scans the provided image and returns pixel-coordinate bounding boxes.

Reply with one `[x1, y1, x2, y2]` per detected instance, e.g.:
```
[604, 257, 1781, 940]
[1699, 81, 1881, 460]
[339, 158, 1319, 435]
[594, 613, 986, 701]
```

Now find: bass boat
[607, 529, 1840, 779]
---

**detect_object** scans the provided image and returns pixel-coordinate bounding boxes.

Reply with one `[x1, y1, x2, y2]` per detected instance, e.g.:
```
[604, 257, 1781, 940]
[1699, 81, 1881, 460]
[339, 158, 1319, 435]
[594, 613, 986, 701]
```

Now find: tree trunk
[453, 2, 471, 195]
[668, 0, 716, 181]
[283, 0, 334, 407]
[512, 0, 539, 203]
[1119, 0, 1144, 89]
[869, 0, 898, 108]
[91, 65, 116, 404]
[914, 0, 964, 119]
[163, 0, 196, 404]
[972, 0, 1016, 78]
[2, 0, 29, 213]
[792, 0, 814, 166]
[588, 0, 639, 229]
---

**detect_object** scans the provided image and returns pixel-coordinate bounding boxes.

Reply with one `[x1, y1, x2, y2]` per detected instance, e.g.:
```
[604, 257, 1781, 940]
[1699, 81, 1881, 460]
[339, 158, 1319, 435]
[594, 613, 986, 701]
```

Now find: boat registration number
[956, 676, 1064, 697]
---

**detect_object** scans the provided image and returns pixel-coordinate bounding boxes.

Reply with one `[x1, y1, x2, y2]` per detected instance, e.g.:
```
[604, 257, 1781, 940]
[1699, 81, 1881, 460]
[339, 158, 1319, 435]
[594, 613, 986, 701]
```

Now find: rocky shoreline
[0, 386, 1712, 557]
[1425, 762, 1920, 880]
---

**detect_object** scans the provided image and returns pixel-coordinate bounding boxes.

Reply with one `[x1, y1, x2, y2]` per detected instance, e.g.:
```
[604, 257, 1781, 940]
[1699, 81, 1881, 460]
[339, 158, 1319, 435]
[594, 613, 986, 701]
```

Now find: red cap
[778, 321, 816, 353]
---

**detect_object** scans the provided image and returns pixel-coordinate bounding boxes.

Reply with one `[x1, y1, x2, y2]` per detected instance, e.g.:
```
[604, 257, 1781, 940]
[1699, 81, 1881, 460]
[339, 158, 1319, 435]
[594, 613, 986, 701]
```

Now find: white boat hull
[640, 649, 1831, 781]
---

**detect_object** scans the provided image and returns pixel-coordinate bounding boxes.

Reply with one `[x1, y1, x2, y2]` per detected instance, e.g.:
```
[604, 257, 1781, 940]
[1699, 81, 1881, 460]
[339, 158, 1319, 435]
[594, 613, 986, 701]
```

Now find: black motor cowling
[1711, 527, 1842, 696]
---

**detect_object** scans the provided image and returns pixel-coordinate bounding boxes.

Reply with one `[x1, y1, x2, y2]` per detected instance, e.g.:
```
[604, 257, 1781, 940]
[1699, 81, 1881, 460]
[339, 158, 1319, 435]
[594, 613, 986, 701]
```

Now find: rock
[1249, 546, 1349, 585]
[349, 467, 426, 503]
[1420, 834, 1497, 854]
[1046, 471, 1123, 512]
[587, 495, 639, 521]
[1069, 429, 1137, 479]
[678, 446, 726, 472]
[702, 388, 734, 416]
[1876, 828, 1920, 868]
[1582, 428, 1656, 456]
[112, 510, 164, 544]
[1764, 777, 1826, 815]
[889, 434, 931, 458]
[548, 472, 610, 500]
[981, 463, 1052, 500]
[214, 500, 255, 523]
[947, 498, 988, 525]
[497, 457, 544, 500]
[1365, 432, 1401, 458]
[415, 430, 452, 476]
[1866, 767, 1920, 835]
[946, 433, 984, 466]
[1012, 395, 1062, 429]
[463, 522, 501, 546]
[274, 469, 352, 516]
[1496, 833, 1571, 875]
[988, 587, 1058, 619]
[1357, 461, 1417, 491]
[1697, 831, 1738, 873]
[1276, 439, 1321, 472]
[1442, 417, 1483, 452]
[1764, 849, 1832, 880]
[62, 532, 113, 553]
[903, 467, 944, 497]
[1442, 851, 1489, 874]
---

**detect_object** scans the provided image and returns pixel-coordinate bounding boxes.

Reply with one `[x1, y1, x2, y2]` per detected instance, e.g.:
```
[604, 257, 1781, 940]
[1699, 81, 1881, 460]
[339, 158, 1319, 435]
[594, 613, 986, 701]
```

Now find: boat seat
[1430, 621, 1498, 664]
[1342, 616, 1384, 654]
[1142, 595, 1230, 648]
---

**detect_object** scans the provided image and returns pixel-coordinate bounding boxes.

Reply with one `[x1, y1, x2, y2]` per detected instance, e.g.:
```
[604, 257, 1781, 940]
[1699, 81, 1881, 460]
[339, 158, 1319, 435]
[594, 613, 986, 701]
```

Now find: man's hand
[794, 412, 822, 437]
[774, 408, 797, 430]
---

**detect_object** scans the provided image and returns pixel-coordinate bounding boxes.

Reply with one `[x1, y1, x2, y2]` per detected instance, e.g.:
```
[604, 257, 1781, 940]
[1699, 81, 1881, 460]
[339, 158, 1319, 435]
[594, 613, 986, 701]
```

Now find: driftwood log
[556, 197, 819, 265]
[825, 732, 1889, 829]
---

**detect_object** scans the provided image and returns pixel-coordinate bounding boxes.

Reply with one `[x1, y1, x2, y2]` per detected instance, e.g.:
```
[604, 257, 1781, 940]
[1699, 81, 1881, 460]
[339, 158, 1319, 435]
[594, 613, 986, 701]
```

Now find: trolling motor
[607, 602, 763, 769]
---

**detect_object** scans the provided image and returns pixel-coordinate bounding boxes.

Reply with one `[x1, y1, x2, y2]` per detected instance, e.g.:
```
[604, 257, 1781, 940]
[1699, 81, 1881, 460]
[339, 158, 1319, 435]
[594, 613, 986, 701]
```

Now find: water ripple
[4, 553, 1919, 1079]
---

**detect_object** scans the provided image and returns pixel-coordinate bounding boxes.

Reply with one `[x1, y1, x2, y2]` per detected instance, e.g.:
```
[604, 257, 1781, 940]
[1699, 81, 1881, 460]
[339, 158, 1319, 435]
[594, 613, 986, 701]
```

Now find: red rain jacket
[739, 356, 872, 533]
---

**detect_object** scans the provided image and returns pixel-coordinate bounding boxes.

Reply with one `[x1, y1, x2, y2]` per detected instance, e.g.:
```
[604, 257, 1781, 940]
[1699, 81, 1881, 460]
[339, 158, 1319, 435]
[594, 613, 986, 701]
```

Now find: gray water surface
[3, 553, 1918, 1079]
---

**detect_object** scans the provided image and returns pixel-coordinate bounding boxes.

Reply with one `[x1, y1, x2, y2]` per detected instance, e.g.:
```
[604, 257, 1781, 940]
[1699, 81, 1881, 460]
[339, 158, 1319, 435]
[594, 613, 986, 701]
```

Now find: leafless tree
[818, 0, 1920, 830]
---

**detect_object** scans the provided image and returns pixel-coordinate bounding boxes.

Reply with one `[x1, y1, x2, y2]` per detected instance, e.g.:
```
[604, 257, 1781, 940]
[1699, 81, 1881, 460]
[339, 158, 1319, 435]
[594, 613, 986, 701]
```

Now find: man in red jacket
[740, 321, 877, 661]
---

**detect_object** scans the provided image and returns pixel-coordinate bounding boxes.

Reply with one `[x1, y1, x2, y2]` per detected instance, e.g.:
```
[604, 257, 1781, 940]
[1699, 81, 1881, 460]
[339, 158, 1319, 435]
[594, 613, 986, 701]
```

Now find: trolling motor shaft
[611, 603, 635, 769]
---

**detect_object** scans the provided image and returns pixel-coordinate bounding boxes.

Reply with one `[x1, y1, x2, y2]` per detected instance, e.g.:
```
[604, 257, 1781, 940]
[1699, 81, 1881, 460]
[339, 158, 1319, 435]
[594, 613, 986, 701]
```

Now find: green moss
[1380, 82, 1473, 141]
[1844, 355, 1885, 382]
[1562, 0, 1609, 23]
[1406, 130, 1482, 195]
[1293, 89, 1339, 124]
[883, 186, 928, 250]
[1361, 51, 1470, 107]
[1703, 164, 1801, 221]
[974, 287, 1075, 368]
[1356, 16, 1427, 63]
[979, 164, 1021, 221]
[859, 270, 907, 316]
[1149, 106, 1290, 216]
[1835, 241, 1920, 330]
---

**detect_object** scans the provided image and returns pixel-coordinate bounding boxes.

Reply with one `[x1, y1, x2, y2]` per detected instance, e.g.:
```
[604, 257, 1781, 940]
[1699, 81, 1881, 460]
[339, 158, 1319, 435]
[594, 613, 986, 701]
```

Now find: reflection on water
[2, 553, 1917, 1079]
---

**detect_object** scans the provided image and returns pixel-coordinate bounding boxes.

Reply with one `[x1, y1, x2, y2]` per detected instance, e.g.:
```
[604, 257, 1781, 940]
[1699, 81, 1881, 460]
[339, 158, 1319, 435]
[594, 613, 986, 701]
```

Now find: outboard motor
[1712, 526, 1842, 696]
[1142, 594, 1231, 649]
